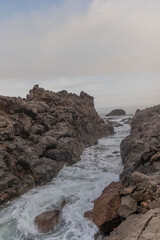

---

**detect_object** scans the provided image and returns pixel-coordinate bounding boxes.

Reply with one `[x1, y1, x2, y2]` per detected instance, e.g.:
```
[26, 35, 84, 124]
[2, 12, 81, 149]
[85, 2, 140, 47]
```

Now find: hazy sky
[0, 0, 160, 108]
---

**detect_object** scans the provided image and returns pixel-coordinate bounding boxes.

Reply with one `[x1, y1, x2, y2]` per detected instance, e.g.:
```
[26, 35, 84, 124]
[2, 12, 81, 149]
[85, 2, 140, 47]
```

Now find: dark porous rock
[0, 85, 113, 205]
[120, 171, 160, 209]
[106, 109, 126, 116]
[92, 181, 122, 233]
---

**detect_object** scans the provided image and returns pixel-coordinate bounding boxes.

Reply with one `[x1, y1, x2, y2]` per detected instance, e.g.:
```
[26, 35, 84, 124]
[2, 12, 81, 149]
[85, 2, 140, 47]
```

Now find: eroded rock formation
[0, 85, 113, 204]
[120, 105, 160, 180]
[90, 105, 160, 240]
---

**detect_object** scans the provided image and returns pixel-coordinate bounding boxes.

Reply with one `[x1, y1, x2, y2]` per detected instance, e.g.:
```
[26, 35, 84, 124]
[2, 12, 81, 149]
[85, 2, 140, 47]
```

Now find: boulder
[106, 109, 126, 116]
[120, 186, 135, 195]
[35, 199, 67, 233]
[92, 181, 122, 233]
[35, 209, 61, 233]
[118, 195, 137, 218]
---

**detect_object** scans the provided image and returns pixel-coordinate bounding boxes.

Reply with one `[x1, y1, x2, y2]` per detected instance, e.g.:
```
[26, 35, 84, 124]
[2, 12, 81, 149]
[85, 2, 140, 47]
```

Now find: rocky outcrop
[35, 199, 67, 233]
[106, 109, 126, 116]
[120, 105, 160, 180]
[105, 209, 160, 240]
[92, 105, 160, 240]
[0, 85, 113, 205]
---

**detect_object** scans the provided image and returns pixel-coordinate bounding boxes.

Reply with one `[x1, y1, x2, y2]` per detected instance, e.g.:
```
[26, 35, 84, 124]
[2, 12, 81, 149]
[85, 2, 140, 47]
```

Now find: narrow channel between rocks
[0, 115, 131, 240]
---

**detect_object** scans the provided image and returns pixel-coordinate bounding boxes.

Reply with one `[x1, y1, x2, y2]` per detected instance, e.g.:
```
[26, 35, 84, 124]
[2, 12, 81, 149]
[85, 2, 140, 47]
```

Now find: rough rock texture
[93, 105, 160, 240]
[106, 109, 126, 116]
[118, 195, 137, 218]
[92, 181, 122, 233]
[120, 105, 160, 180]
[105, 209, 160, 240]
[110, 105, 160, 239]
[0, 85, 113, 204]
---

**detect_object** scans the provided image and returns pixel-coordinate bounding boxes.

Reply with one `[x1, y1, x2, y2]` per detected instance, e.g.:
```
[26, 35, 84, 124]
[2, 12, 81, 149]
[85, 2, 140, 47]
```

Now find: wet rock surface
[34, 199, 67, 233]
[86, 181, 122, 233]
[0, 85, 113, 205]
[35, 209, 61, 233]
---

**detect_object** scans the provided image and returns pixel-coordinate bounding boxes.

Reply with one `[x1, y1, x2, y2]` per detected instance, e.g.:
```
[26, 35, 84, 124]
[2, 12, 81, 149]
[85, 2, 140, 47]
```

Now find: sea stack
[106, 109, 126, 116]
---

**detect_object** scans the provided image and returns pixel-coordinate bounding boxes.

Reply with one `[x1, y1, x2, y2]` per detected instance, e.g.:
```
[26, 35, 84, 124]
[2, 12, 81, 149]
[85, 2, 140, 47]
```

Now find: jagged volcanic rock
[0, 85, 113, 204]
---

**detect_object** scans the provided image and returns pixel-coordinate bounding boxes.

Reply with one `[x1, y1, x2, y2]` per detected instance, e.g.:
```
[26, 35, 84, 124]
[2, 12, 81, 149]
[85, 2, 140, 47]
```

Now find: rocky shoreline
[0, 85, 113, 205]
[86, 105, 160, 240]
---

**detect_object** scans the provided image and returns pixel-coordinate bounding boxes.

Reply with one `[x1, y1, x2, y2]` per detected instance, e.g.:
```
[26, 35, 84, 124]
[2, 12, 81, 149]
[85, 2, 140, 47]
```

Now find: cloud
[0, 73, 160, 109]
[0, 0, 160, 108]
[0, 0, 159, 79]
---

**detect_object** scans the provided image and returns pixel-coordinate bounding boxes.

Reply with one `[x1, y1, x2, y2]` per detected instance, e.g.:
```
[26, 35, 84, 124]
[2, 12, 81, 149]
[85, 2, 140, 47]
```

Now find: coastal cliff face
[0, 85, 113, 204]
[120, 105, 160, 180]
[90, 105, 160, 240]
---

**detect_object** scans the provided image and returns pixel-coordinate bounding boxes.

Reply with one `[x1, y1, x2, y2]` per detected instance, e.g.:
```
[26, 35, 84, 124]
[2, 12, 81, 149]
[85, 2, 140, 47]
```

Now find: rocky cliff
[87, 105, 160, 240]
[120, 105, 160, 180]
[0, 85, 113, 204]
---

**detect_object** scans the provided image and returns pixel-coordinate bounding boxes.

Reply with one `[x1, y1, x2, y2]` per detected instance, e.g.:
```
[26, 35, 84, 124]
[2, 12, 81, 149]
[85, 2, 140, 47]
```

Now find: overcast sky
[0, 0, 160, 108]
